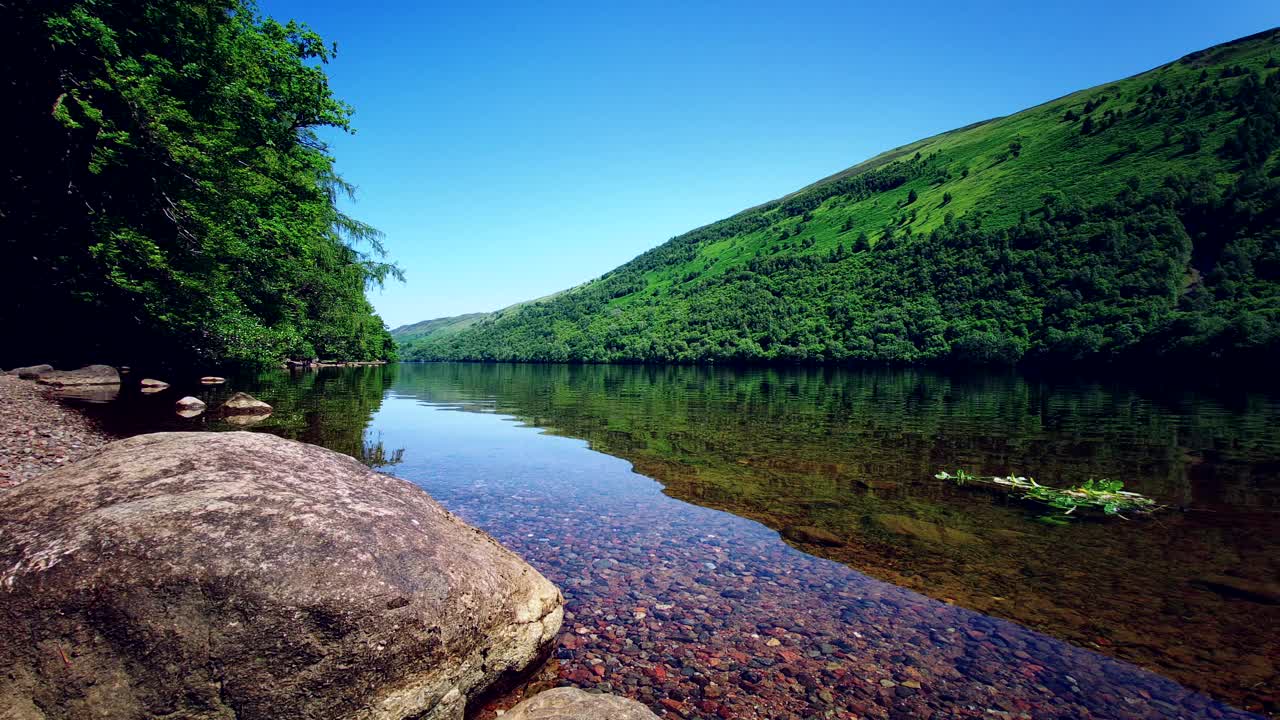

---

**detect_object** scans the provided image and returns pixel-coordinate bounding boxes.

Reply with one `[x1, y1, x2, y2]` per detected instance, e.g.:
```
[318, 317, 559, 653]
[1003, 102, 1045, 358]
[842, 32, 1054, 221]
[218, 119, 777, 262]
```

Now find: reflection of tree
[391, 362, 1278, 505]
[235, 364, 404, 467]
[360, 432, 405, 469]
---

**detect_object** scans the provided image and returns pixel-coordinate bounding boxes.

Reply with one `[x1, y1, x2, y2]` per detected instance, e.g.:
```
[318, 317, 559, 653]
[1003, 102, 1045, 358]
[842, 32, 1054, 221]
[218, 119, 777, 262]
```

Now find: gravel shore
[0, 375, 112, 488]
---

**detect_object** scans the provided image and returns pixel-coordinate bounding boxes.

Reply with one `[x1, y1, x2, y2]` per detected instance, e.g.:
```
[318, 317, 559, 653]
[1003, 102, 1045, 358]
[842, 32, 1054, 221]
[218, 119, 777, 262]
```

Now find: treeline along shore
[1, 1, 400, 373]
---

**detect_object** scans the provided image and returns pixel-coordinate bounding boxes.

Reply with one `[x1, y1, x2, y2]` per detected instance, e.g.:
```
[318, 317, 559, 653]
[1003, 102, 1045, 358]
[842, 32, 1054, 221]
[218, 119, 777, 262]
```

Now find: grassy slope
[406, 29, 1280, 362]
[630, 32, 1267, 291]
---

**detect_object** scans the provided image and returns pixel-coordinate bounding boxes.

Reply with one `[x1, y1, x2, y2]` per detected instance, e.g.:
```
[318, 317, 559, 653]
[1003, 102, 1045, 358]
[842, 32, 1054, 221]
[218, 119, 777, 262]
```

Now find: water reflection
[81, 364, 405, 468]
[386, 363, 1278, 716]
[80, 363, 1278, 717]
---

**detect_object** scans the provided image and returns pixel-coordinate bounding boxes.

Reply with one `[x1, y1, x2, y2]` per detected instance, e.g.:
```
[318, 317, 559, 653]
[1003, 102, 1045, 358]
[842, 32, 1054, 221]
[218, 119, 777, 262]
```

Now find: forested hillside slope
[404, 30, 1280, 366]
[1, 1, 398, 369]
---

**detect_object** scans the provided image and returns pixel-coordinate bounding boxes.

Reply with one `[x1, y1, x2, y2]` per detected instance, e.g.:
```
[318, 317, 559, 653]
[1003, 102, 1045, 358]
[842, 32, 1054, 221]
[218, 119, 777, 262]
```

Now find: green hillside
[404, 30, 1280, 366]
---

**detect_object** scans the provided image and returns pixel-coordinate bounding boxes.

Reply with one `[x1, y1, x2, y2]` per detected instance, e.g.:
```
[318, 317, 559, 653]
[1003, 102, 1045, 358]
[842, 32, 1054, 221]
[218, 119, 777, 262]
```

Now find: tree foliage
[0, 0, 398, 369]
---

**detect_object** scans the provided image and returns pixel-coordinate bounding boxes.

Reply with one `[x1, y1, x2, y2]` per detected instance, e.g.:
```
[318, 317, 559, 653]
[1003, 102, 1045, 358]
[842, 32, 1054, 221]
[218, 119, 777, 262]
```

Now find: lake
[80, 363, 1279, 719]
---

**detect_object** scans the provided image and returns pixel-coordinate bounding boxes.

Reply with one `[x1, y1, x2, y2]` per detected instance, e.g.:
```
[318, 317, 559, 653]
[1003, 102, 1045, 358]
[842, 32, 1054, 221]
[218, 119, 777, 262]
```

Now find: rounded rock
[174, 396, 206, 417]
[0, 432, 564, 720]
[140, 378, 170, 393]
[502, 687, 659, 720]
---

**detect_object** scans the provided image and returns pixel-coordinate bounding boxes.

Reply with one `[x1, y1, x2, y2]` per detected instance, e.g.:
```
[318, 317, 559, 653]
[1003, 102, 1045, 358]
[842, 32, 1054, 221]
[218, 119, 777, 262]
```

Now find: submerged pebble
[417, 442, 1263, 720]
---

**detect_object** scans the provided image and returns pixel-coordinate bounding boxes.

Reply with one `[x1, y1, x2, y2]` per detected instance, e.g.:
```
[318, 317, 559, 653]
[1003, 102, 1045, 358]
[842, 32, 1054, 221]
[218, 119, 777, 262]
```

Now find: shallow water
[79, 363, 1279, 719]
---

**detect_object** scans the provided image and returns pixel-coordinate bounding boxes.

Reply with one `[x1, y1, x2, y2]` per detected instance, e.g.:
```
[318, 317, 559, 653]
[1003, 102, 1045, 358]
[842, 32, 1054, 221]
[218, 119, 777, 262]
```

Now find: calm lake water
[79, 363, 1279, 719]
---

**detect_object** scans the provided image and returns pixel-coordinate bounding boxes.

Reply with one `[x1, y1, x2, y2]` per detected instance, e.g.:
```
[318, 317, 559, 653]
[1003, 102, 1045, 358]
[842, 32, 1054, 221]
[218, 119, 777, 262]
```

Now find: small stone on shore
[175, 396, 207, 418]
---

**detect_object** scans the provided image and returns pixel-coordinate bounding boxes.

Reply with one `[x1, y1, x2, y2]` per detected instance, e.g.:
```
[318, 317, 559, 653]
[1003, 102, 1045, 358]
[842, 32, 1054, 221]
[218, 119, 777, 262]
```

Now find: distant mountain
[391, 313, 491, 344]
[404, 29, 1280, 366]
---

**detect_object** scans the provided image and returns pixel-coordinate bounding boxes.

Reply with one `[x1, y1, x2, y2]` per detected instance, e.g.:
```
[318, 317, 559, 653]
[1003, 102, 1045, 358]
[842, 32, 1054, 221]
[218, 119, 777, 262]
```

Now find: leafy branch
[935, 470, 1161, 519]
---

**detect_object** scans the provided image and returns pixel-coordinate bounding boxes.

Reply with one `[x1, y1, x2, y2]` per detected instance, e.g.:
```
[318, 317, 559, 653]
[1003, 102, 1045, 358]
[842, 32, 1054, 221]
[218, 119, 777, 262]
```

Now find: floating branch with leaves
[934, 470, 1161, 519]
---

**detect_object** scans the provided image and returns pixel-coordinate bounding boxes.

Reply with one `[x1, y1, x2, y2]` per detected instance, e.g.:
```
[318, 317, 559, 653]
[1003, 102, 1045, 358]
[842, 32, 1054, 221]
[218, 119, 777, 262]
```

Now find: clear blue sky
[261, 0, 1279, 329]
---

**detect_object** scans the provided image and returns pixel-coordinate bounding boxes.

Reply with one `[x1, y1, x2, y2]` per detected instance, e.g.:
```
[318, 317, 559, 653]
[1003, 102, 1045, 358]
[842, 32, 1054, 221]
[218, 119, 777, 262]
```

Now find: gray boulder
[502, 688, 659, 720]
[35, 364, 120, 387]
[0, 432, 563, 720]
[7, 364, 53, 379]
[221, 391, 272, 415]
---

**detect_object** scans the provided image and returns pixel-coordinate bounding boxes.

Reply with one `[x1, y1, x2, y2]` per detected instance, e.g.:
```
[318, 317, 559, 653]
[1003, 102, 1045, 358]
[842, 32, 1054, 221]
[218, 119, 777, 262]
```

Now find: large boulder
[502, 688, 659, 720]
[35, 364, 120, 387]
[6, 364, 53, 379]
[0, 432, 563, 720]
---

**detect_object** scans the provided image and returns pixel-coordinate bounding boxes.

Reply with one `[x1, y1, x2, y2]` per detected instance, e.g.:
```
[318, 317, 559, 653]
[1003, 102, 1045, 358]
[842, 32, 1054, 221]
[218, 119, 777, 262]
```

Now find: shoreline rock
[286, 359, 389, 369]
[0, 431, 564, 719]
[35, 364, 121, 387]
[6, 364, 53, 379]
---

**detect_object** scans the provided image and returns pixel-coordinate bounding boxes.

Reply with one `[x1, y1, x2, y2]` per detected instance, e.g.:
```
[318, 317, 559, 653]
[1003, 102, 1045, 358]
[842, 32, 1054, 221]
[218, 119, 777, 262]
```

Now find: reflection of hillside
[392, 363, 1279, 714]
